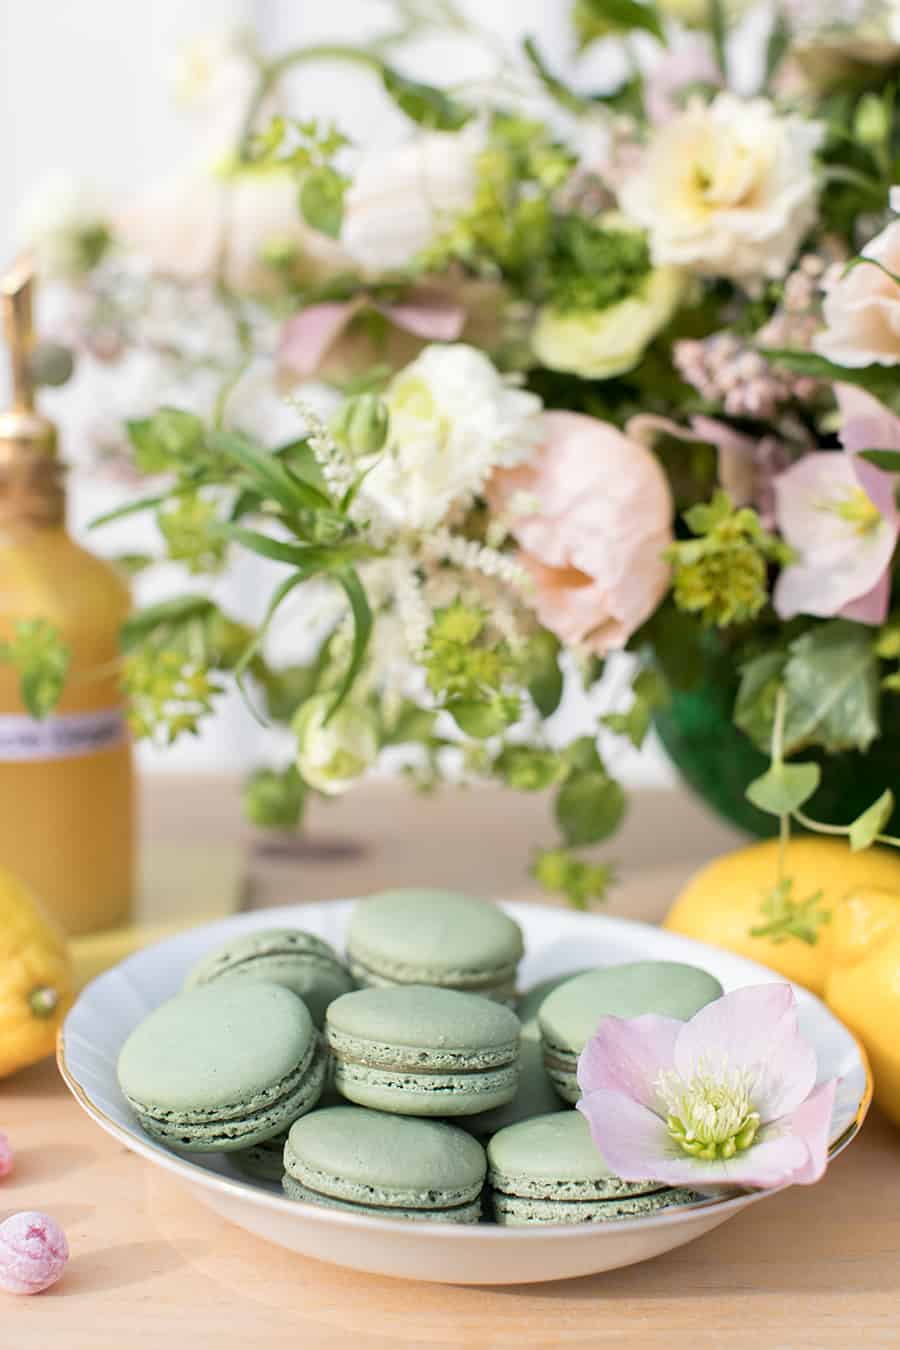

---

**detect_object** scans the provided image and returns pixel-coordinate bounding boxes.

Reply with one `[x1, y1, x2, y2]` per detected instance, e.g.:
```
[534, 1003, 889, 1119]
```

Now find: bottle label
[0, 709, 127, 762]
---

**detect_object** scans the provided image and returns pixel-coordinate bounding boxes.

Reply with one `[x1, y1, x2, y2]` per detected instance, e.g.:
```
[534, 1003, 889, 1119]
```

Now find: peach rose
[815, 190, 900, 367]
[487, 411, 673, 655]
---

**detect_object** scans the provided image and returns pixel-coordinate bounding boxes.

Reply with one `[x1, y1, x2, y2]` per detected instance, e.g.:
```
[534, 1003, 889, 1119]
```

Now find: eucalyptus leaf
[734, 650, 788, 752]
[849, 789, 895, 851]
[555, 769, 626, 846]
[746, 761, 821, 817]
[781, 622, 880, 755]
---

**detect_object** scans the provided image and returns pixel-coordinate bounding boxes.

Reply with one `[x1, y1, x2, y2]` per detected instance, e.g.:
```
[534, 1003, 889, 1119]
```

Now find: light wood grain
[4, 777, 897, 1348]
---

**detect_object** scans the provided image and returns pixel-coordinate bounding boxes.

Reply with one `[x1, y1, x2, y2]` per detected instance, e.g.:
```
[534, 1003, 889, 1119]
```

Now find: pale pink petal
[278, 299, 362, 379]
[837, 384, 900, 454]
[773, 452, 899, 622]
[783, 1080, 837, 1184]
[839, 569, 890, 624]
[579, 1091, 810, 1189]
[577, 1014, 682, 1111]
[577, 1089, 676, 1181]
[380, 289, 466, 341]
[673, 984, 817, 1123]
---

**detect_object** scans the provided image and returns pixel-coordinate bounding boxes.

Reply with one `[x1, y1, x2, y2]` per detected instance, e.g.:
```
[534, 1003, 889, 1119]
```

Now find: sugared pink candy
[0, 1212, 68, 1294]
[0, 1132, 12, 1179]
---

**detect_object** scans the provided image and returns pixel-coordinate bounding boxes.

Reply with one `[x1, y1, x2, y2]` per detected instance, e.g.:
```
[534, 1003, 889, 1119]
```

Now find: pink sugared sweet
[0, 1132, 12, 1178]
[0, 1212, 69, 1295]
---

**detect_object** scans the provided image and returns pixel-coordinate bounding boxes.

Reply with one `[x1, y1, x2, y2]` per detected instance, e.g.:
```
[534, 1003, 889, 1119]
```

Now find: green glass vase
[653, 642, 900, 839]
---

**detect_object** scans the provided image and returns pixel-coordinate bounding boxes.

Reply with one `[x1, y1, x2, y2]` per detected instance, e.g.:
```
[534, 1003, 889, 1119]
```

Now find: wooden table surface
[4, 777, 899, 1348]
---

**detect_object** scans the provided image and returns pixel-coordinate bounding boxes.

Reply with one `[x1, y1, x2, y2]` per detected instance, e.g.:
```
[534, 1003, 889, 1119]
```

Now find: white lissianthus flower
[358, 344, 542, 533]
[341, 123, 485, 275]
[619, 94, 823, 288]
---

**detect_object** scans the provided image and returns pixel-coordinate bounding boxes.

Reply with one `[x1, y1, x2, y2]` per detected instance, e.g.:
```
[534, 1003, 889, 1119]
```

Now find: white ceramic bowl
[59, 901, 870, 1285]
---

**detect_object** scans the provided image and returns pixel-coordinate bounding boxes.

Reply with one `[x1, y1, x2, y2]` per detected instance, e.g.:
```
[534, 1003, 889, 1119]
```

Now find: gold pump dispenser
[0, 257, 64, 525]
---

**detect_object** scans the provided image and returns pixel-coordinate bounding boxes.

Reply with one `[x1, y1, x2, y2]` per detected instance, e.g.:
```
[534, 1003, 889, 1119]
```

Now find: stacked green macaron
[117, 981, 327, 1152]
[185, 927, 354, 1026]
[283, 1106, 487, 1222]
[326, 985, 521, 1116]
[539, 961, 724, 1103]
[117, 892, 724, 1227]
[345, 889, 524, 1002]
[488, 1112, 705, 1225]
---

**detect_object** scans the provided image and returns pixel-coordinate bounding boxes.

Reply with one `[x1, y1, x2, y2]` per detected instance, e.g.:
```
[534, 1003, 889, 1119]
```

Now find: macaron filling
[283, 1138, 484, 1211]
[333, 1059, 520, 1113]
[282, 1176, 482, 1223]
[346, 950, 519, 997]
[491, 1188, 707, 1226]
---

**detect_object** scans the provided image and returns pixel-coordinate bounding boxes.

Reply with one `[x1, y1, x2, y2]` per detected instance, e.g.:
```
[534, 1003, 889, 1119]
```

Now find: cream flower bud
[293, 695, 378, 796]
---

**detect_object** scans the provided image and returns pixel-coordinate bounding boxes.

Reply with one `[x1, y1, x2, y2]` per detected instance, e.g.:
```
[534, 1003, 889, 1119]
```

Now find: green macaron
[463, 1036, 565, 1139]
[516, 970, 590, 1039]
[488, 1111, 704, 1225]
[326, 984, 521, 1116]
[283, 1105, 487, 1222]
[185, 927, 354, 1026]
[346, 889, 524, 1001]
[117, 981, 327, 1152]
[539, 961, 723, 1103]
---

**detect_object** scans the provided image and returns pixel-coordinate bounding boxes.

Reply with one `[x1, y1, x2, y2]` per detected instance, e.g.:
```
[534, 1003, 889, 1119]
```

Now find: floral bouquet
[15, 0, 900, 918]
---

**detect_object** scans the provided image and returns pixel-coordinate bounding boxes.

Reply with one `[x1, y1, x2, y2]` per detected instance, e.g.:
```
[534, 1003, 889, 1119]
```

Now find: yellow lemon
[0, 867, 74, 1077]
[664, 837, 900, 996]
[826, 889, 900, 1128]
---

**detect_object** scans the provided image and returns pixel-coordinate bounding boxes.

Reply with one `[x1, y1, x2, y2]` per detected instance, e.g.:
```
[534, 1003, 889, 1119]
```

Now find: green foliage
[736, 622, 879, 756]
[299, 167, 347, 238]
[448, 694, 519, 738]
[123, 648, 222, 744]
[667, 491, 789, 629]
[760, 349, 900, 414]
[544, 218, 652, 315]
[849, 789, 895, 851]
[242, 765, 307, 828]
[494, 745, 567, 792]
[156, 493, 227, 573]
[521, 36, 588, 114]
[555, 767, 626, 846]
[573, 0, 664, 47]
[532, 847, 616, 909]
[0, 619, 70, 720]
[420, 114, 575, 288]
[381, 65, 472, 129]
[750, 878, 831, 946]
[524, 630, 564, 717]
[745, 760, 821, 816]
[127, 408, 206, 475]
[424, 603, 515, 702]
[602, 667, 668, 748]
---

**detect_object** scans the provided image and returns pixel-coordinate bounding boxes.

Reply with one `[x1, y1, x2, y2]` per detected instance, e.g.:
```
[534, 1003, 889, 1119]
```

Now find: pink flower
[0, 1212, 69, 1295]
[773, 449, 900, 625]
[487, 411, 673, 656]
[577, 984, 836, 1190]
[837, 383, 900, 454]
[815, 195, 900, 367]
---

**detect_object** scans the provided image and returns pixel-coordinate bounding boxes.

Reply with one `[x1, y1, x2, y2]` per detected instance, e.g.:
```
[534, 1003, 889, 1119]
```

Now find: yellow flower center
[821, 487, 882, 535]
[656, 1058, 761, 1161]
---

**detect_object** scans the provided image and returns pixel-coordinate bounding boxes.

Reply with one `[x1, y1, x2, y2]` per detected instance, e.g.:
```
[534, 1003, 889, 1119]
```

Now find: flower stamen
[655, 1057, 761, 1161]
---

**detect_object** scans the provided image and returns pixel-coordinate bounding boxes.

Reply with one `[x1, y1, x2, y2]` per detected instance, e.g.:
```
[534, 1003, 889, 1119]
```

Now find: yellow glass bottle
[0, 257, 134, 935]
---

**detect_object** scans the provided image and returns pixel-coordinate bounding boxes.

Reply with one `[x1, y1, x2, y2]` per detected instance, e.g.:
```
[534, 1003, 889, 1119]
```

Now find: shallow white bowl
[59, 901, 870, 1285]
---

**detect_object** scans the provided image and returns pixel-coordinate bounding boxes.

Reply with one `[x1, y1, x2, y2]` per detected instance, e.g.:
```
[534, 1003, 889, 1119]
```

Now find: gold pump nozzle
[0, 256, 63, 524]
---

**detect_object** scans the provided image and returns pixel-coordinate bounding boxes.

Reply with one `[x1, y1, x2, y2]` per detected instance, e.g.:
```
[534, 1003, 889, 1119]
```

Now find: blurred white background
[0, 0, 673, 786]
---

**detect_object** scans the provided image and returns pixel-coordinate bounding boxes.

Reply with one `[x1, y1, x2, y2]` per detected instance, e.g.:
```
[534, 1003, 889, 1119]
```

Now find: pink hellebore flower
[487, 411, 673, 656]
[577, 983, 836, 1190]
[773, 446, 900, 625]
